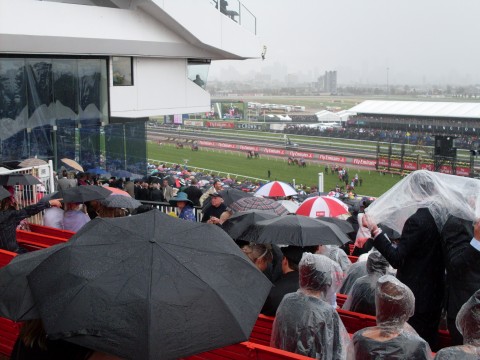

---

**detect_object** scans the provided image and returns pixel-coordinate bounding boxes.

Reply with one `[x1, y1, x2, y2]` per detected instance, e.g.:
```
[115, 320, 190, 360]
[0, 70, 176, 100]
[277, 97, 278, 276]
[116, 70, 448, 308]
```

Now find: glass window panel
[0, 58, 27, 122]
[125, 121, 146, 175]
[105, 123, 126, 172]
[26, 59, 53, 118]
[78, 59, 108, 125]
[112, 57, 133, 86]
[188, 60, 210, 89]
[79, 119, 101, 170]
[52, 59, 78, 118]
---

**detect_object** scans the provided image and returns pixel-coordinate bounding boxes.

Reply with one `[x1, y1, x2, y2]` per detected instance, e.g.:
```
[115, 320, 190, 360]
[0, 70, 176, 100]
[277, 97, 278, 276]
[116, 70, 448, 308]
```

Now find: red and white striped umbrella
[296, 196, 349, 218]
[255, 181, 297, 197]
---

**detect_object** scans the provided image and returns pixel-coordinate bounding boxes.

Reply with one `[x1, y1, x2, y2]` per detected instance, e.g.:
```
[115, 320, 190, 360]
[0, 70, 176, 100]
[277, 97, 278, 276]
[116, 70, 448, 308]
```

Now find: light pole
[386, 67, 390, 97]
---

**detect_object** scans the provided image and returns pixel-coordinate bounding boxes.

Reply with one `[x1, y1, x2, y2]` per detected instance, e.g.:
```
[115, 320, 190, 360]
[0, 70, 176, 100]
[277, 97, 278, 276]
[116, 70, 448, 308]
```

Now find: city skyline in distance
[209, 0, 480, 87]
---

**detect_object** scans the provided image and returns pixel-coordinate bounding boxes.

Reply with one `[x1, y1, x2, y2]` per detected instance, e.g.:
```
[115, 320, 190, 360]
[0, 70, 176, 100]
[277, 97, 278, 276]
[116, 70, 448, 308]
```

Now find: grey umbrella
[0, 174, 41, 186]
[239, 214, 350, 247]
[53, 185, 111, 203]
[25, 210, 272, 360]
[0, 187, 11, 201]
[99, 194, 142, 209]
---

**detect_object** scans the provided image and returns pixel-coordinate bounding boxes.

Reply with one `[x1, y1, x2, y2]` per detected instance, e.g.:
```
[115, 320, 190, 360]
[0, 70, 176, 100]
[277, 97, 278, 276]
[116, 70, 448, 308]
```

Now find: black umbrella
[26, 210, 272, 360]
[202, 188, 253, 210]
[0, 187, 11, 201]
[222, 210, 279, 240]
[53, 185, 111, 203]
[0, 243, 68, 321]
[99, 194, 142, 209]
[0, 174, 41, 186]
[239, 214, 350, 247]
[316, 216, 354, 234]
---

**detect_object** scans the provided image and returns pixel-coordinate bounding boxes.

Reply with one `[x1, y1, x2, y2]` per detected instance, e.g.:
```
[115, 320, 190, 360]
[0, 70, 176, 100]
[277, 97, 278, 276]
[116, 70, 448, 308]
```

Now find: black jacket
[441, 216, 480, 320]
[261, 270, 299, 316]
[372, 208, 445, 314]
[183, 186, 203, 207]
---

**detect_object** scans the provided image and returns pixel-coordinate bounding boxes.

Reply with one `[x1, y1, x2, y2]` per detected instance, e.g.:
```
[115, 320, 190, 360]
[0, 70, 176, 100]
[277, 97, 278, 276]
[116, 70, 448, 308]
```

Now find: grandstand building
[0, 0, 260, 172]
[347, 100, 480, 149]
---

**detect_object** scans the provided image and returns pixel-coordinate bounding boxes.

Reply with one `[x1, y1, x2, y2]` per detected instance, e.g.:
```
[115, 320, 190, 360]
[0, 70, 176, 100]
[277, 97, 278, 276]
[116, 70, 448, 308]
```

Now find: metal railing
[0, 161, 55, 225]
[208, 0, 256, 34]
[139, 200, 204, 222]
[147, 158, 268, 183]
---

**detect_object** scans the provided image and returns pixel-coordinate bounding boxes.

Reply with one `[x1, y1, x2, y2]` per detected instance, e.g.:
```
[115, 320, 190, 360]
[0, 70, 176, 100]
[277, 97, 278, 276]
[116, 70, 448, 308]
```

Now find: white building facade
[0, 0, 260, 172]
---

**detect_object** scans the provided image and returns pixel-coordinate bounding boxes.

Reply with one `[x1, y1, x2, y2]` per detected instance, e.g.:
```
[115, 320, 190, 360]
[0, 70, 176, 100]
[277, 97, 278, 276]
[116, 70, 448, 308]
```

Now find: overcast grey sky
[209, 0, 480, 86]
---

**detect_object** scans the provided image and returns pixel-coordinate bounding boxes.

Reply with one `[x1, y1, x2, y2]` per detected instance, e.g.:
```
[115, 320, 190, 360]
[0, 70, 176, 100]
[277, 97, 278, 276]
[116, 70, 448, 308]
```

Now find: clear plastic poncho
[313, 254, 346, 308]
[457, 288, 480, 346]
[323, 245, 352, 273]
[339, 260, 368, 295]
[432, 289, 480, 359]
[375, 274, 415, 330]
[348, 323, 433, 360]
[342, 252, 389, 316]
[347, 274, 432, 360]
[365, 170, 480, 234]
[271, 253, 351, 360]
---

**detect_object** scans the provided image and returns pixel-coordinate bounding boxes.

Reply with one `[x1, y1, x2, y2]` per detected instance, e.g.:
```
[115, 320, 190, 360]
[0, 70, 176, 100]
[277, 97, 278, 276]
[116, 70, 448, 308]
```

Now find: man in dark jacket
[261, 246, 303, 316]
[148, 182, 165, 203]
[201, 192, 227, 224]
[441, 215, 480, 345]
[365, 207, 445, 350]
[183, 178, 203, 207]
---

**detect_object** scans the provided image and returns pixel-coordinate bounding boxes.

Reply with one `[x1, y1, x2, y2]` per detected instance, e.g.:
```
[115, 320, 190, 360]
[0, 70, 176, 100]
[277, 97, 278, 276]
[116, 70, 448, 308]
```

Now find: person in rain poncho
[434, 289, 480, 359]
[271, 253, 350, 360]
[342, 251, 389, 316]
[362, 170, 448, 349]
[338, 252, 369, 295]
[316, 244, 352, 273]
[348, 275, 432, 360]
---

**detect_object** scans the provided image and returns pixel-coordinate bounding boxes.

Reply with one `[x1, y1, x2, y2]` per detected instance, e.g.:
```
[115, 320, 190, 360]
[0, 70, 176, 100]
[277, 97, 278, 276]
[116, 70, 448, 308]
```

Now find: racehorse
[247, 150, 257, 159]
[176, 142, 184, 149]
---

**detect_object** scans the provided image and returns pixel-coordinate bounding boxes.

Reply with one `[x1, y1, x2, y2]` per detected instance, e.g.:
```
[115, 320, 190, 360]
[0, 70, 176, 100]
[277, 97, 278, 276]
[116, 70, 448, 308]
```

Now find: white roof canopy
[349, 100, 480, 119]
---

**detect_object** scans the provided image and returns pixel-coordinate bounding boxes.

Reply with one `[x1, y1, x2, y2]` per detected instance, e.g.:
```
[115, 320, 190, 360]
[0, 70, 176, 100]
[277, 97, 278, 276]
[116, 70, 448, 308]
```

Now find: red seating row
[0, 249, 17, 357]
[0, 317, 21, 357]
[250, 314, 275, 347]
[250, 309, 451, 351]
[336, 293, 348, 307]
[28, 224, 75, 240]
[349, 244, 355, 255]
[16, 230, 67, 251]
[184, 341, 314, 360]
[0, 249, 16, 268]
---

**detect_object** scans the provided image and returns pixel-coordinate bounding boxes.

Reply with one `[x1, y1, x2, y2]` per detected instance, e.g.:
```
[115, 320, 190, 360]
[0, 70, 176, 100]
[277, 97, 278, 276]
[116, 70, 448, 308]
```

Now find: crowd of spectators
[3, 164, 480, 360]
[284, 118, 480, 150]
